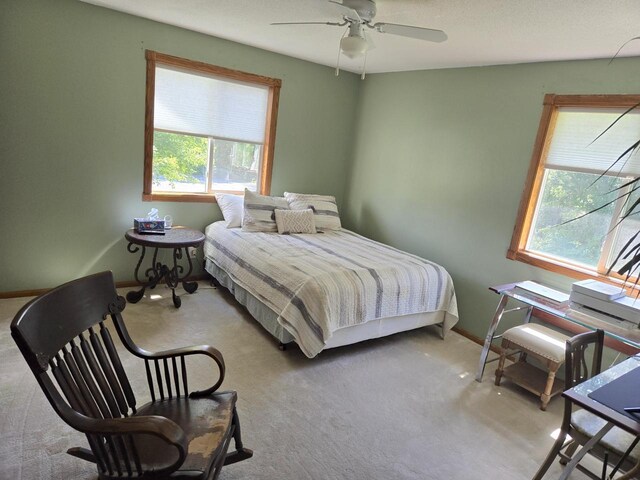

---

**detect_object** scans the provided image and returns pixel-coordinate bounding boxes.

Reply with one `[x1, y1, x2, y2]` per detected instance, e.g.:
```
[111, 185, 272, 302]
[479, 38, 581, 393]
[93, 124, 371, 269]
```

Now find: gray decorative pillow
[242, 189, 289, 232]
[285, 192, 341, 231]
[274, 208, 316, 234]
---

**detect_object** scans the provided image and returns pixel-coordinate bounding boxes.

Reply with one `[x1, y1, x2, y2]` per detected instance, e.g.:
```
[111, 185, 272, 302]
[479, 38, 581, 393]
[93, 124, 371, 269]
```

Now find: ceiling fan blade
[372, 22, 447, 43]
[271, 21, 345, 26]
[329, 0, 363, 23]
[328, 0, 348, 9]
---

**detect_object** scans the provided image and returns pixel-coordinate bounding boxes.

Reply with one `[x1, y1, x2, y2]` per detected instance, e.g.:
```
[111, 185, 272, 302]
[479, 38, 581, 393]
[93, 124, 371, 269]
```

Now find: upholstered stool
[494, 323, 569, 410]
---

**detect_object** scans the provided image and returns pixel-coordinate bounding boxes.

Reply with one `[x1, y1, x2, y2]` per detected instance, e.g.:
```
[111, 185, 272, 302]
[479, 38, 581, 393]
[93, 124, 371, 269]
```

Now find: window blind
[154, 66, 269, 144]
[545, 107, 640, 177]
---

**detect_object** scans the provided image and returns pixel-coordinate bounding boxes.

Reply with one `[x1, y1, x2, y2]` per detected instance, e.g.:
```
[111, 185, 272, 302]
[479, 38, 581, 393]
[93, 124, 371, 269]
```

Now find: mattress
[204, 222, 458, 357]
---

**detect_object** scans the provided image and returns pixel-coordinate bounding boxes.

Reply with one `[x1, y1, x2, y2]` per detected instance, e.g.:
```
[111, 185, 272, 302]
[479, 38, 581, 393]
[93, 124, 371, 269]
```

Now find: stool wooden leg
[540, 363, 560, 411]
[495, 344, 508, 386]
[495, 357, 504, 386]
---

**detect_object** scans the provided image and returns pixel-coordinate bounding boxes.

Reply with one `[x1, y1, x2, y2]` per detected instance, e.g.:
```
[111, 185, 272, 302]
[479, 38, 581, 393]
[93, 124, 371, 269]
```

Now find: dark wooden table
[125, 227, 205, 308]
[559, 356, 640, 479]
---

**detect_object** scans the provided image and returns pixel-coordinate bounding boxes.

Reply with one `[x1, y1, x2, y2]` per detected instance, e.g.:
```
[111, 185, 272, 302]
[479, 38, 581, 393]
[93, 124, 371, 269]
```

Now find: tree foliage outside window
[152, 131, 261, 193]
[153, 132, 208, 188]
[528, 170, 623, 267]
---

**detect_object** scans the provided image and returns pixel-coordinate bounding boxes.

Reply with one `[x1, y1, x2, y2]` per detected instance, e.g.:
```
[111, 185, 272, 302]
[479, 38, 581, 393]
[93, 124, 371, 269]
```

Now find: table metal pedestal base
[126, 243, 197, 308]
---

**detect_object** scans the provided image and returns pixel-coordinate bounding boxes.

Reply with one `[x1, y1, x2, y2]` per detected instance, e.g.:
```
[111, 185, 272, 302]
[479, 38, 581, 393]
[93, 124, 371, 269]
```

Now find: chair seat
[572, 408, 640, 461]
[134, 391, 237, 475]
[502, 324, 568, 363]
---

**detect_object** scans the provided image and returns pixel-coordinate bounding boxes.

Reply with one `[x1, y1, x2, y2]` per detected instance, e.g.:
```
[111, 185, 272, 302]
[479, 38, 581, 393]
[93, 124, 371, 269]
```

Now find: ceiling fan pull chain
[335, 27, 349, 76]
[361, 51, 368, 80]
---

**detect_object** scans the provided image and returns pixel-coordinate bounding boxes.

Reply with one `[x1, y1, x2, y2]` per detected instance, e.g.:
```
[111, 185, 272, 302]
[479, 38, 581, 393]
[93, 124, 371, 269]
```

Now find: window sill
[507, 249, 637, 294]
[142, 191, 243, 203]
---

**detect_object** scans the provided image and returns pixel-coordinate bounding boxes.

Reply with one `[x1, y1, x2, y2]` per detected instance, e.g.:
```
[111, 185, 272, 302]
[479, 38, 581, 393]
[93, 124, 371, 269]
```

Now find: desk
[476, 282, 640, 382]
[560, 356, 640, 479]
[125, 227, 205, 308]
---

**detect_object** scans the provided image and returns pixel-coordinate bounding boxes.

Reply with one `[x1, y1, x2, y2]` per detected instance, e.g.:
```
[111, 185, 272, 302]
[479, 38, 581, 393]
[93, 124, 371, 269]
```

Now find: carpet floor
[0, 282, 600, 479]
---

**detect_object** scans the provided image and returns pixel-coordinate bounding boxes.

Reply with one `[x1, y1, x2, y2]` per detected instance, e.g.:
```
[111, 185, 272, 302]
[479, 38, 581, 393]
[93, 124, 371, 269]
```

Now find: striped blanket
[204, 222, 458, 357]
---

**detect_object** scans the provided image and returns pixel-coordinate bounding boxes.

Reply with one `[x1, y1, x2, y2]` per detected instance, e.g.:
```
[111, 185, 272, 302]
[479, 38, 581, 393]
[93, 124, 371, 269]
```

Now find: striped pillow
[285, 192, 341, 231]
[242, 189, 289, 232]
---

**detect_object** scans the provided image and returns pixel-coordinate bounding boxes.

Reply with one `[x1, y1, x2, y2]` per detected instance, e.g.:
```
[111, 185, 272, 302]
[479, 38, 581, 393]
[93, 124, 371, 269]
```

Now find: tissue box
[134, 218, 165, 234]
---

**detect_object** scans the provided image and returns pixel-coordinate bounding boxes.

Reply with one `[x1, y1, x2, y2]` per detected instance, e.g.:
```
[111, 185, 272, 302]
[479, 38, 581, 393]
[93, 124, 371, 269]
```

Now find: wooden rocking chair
[11, 271, 252, 479]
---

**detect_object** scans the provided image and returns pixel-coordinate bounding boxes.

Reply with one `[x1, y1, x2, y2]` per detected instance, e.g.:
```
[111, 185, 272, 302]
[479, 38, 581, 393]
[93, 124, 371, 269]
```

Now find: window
[509, 94, 640, 284]
[143, 51, 281, 202]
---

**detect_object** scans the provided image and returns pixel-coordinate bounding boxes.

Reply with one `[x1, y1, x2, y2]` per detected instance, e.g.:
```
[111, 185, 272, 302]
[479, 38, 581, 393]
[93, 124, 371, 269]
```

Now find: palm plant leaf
[606, 230, 640, 275]
[608, 36, 640, 65]
[588, 101, 640, 146]
[605, 176, 640, 194]
[590, 138, 640, 185]
[620, 193, 640, 219]
[560, 188, 632, 225]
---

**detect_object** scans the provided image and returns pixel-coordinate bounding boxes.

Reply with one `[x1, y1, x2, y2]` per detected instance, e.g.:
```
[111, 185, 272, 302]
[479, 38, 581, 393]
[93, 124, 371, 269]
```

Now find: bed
[204, 221, 458, 357]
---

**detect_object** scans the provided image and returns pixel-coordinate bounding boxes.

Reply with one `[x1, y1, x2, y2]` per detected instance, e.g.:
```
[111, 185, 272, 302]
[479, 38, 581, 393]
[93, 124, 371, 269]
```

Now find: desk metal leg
[558, 422, 614, 480]
[523, 305, 533, 324]
[476, 294, 509, 382]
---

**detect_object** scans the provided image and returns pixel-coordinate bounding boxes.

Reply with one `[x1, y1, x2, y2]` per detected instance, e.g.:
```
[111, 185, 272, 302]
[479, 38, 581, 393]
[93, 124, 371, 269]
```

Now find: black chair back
[565, 329, 604, 390]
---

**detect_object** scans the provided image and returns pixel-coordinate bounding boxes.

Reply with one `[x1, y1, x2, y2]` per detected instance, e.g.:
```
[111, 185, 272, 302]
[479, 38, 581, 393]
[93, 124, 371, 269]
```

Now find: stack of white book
[570, 279, 640, 325]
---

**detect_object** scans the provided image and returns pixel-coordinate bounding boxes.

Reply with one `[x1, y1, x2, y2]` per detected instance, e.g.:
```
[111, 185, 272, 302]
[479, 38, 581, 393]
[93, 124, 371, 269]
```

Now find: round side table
[125, 227, 205, 308]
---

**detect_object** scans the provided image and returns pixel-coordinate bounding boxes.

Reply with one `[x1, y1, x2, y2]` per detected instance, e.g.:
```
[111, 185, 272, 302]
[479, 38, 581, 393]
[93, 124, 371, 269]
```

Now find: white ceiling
[80, 0, 640, 74]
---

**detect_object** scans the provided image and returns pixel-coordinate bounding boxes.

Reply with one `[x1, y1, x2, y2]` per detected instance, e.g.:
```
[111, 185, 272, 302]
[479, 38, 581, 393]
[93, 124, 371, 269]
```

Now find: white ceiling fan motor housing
[342, 0, 377, 22]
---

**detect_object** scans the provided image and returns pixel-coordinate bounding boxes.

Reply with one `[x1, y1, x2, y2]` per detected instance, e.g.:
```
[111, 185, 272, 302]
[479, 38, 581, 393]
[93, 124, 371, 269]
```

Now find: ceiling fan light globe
[340, 35, 369, 58]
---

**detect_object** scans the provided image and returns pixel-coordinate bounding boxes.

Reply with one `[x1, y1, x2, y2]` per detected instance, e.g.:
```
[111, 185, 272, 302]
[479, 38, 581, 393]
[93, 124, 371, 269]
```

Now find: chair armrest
[132, 344, 226, 397]
[144, 345, 225, 396]
[61, 406, 188, 474]
[75, 414, 187, 448]
[145, 344, 225, 368]
[114, 319, 226, 396]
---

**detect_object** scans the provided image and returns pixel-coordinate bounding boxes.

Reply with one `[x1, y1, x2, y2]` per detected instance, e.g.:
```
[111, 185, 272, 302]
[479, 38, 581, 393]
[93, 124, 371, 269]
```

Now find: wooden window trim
[508, 94, 640, 291]
[143, 50, 282, 203]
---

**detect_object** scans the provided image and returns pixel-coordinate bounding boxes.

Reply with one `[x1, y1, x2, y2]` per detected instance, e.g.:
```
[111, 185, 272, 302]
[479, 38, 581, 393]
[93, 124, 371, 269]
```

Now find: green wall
[0, 0, 360, 292]
[343, 58, 640, 338]
[3, 0, 640, 340]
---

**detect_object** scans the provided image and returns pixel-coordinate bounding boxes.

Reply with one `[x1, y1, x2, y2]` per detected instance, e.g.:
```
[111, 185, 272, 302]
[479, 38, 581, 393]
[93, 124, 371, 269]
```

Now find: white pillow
[215, 193, 244, 228]
[242, 189, 289, 232]
[274, 209, 316, 234]
[285, 192, 341, 231]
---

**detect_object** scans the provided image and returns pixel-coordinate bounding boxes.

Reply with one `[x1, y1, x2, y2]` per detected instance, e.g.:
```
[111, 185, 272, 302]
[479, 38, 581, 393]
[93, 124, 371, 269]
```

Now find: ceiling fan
[272, 0, 447, 75]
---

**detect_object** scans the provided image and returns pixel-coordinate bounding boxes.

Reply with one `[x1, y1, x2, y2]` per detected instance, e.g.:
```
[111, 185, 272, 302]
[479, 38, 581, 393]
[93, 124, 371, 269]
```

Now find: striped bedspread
[204, 222, 458, 357]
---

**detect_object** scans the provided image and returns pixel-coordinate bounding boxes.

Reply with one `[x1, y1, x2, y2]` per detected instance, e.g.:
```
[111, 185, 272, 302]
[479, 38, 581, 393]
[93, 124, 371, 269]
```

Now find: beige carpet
[0, 282, 598, 479]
